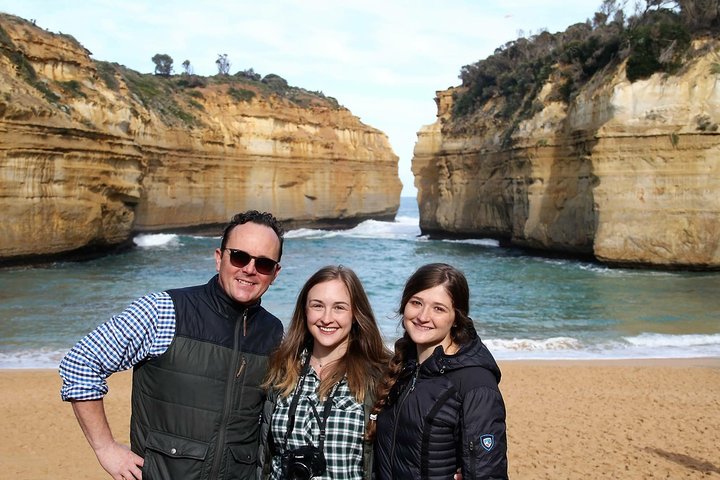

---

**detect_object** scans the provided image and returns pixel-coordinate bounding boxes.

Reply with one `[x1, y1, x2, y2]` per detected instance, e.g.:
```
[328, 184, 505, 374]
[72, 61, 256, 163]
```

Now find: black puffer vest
[130, 276, 283, 480]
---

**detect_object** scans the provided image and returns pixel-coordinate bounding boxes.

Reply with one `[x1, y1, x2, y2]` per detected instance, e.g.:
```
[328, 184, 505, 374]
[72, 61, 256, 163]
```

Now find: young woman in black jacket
[368, 263, 508, 480]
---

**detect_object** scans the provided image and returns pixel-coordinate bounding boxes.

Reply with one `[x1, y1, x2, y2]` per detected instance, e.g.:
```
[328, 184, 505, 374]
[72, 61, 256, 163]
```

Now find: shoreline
[4, 355, 719, 369]
[4, 355, 719, 371]
[2, 358, 719, 479]
[501, 356, 720, 367]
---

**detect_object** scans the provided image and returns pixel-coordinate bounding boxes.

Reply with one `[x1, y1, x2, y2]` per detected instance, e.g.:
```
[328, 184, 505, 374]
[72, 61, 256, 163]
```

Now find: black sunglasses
[224, 248, 278, 275]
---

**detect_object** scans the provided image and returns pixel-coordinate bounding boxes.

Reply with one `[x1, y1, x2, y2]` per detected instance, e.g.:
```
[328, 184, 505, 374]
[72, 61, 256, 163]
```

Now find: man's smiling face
[215, 222, 281, 305]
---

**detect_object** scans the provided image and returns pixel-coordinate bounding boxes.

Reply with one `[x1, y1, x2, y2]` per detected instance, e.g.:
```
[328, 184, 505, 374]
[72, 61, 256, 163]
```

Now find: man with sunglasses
[59, 210, 285, 480]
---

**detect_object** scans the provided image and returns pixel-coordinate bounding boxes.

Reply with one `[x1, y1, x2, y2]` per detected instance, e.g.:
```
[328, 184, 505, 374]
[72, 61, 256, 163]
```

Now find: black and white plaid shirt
[270, 368, 365, 479]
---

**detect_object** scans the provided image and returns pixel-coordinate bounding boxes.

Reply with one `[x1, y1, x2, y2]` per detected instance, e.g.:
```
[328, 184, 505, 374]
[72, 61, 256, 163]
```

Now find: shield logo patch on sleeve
[480, 434, 495, 452]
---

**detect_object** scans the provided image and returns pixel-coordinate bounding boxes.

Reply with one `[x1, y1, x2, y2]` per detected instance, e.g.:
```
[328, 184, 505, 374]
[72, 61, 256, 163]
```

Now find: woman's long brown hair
[264, 265, 391, 402]
[365, 263, 474, 441]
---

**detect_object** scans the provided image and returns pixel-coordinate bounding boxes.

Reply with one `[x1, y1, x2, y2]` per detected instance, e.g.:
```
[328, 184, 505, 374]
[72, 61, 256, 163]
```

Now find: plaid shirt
[270, 368, 365, 480]
[59, 292, 176, 400]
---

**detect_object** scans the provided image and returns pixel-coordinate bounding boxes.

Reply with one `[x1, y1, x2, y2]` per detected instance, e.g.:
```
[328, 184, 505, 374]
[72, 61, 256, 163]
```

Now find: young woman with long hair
[260, 265, 390, 479]
[368, 263, 508, 480]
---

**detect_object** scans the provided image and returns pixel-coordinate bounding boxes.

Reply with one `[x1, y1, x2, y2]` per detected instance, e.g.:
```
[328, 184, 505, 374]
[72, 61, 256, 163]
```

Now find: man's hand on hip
[95, 441, 144, 480]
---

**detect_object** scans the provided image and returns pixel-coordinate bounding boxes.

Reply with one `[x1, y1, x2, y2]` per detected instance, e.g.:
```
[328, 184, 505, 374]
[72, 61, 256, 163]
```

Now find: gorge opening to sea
[1, 197, 718, 368]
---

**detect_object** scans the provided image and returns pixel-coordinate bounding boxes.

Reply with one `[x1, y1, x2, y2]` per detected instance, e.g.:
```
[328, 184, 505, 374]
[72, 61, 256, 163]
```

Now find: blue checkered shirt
[270, 368, 366, 480]
[59, 291, 176, 401]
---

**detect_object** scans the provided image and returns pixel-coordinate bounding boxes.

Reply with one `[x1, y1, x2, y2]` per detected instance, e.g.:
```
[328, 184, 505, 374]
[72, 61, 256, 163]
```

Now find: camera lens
[287, 463, 313, 480]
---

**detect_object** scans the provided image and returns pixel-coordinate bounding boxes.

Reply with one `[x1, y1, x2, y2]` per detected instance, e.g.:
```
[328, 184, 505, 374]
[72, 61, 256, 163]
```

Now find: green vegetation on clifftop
[453, 0, 719, 137]
[0, 13, 341, 128]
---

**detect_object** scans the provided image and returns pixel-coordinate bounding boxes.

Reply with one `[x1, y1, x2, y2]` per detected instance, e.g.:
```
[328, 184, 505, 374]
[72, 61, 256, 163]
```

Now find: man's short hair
[220, 210, 285, 261]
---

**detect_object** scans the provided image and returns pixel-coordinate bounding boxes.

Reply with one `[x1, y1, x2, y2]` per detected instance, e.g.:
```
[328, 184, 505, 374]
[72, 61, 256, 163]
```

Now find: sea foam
[486, 332, 720, 360]
[133, 233, 180, 248]
[286, 217, 421, 240]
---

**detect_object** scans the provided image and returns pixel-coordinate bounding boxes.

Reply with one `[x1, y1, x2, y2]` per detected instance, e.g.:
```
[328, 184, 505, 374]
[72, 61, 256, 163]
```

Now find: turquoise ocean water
[1, 197, 719, 368]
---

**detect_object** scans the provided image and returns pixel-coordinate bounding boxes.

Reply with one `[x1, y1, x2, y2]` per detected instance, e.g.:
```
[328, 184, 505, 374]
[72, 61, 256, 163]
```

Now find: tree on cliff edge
[152, 53, 174, 76]
[216, 54, 230, 75]
[182, 59, 193, 75]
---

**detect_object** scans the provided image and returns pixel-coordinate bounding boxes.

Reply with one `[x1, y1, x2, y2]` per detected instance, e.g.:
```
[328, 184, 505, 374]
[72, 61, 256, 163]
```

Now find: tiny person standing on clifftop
[59, 210, 285, 480]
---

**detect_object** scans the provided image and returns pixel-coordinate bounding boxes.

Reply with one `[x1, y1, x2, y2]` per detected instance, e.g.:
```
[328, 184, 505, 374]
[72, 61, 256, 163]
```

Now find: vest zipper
[236, 353, 248, 416]
[209, 309, 246, 479]
[389, 366, 419, 473]
[236, 356, 247, 378]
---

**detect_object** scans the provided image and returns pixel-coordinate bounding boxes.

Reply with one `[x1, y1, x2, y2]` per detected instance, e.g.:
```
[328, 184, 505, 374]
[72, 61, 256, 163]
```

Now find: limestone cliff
[413, 39, 720, 270]
[0, 14, 401, 264]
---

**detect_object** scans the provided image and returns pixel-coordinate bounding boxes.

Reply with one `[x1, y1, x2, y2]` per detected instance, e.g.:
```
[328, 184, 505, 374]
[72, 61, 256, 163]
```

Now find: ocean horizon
[1, 197, 719, 368]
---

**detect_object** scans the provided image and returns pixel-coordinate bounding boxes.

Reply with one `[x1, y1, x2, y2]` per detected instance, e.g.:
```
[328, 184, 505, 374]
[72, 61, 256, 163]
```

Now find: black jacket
[131, 276, 283, 480]
[374, 333, 508, 479]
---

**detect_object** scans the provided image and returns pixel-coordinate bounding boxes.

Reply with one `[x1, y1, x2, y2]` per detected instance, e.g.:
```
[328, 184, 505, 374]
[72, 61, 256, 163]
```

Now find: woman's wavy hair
[365, 263, 474, 441]
[264, 265, 391, 402]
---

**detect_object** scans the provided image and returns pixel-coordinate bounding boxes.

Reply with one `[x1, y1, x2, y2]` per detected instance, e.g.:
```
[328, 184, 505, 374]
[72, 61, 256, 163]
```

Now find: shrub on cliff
[96, 61, 120, 91]
[261, 73, 289, 91]
[235, 68, 261, 81]
[59, 80, 86, 98]
[119, 68, 200, 126]
[228, 86, 256, 102]
[176, 75, 207, 88]
[625, 9, 691, 81]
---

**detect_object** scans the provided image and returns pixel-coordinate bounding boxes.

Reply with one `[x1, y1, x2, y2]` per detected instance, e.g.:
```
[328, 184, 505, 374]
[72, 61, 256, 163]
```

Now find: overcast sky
[1, 0, 602, 196]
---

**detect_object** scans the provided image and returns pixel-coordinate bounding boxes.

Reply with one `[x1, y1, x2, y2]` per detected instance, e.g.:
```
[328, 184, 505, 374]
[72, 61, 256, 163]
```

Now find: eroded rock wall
[413, 40, 720, 269]
[0, 15, 401, 263]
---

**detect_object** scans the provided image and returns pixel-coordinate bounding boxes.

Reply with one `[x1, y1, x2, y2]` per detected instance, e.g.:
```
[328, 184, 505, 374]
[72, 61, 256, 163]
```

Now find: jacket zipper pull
[409, 367, 419, 392]
[242, 310, 248, 337]
[236, 355, 247, 378]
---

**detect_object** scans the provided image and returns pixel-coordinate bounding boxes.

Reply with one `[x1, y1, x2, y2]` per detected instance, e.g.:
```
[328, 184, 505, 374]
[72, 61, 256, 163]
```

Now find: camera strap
[282, 352, 340, 453]
[309, 381, 340, 453]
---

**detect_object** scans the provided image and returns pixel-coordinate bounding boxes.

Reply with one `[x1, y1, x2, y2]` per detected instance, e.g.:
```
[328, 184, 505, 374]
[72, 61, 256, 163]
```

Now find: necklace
[311, 354, 340, 369]
[311, 355, 324, 369]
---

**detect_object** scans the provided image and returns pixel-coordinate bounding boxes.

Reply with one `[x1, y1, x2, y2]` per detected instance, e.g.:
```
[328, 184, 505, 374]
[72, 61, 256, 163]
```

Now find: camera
[281, 445, 327, 480]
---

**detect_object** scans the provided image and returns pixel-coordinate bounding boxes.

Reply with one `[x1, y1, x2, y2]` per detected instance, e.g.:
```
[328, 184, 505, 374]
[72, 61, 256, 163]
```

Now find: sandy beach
[2, 358, 719, 479]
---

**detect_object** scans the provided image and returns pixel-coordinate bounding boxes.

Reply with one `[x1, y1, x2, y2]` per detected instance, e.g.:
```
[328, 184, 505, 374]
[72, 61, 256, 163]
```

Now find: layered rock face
[0, 14, 401, 264]
[413, 40, 719, 269]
